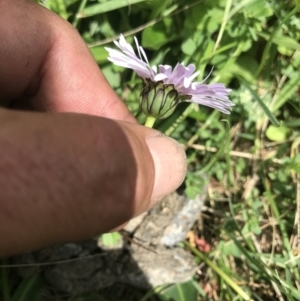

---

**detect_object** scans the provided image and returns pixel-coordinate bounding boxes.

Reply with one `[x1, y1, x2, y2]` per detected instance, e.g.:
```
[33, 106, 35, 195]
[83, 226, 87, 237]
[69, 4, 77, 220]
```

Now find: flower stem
[144, 116, 156, 128]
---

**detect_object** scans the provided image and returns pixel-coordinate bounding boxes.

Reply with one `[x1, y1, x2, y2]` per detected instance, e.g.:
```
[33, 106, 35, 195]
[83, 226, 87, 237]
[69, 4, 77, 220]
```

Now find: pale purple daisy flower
[105, 35, 233, 119]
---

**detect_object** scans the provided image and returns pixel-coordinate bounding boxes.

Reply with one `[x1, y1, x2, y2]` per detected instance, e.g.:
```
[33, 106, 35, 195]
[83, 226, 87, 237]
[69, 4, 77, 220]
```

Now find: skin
[0, 0, 186, 256]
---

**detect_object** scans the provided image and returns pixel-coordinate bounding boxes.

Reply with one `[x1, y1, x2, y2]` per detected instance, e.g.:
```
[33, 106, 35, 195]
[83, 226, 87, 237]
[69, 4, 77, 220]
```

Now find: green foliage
[1, 265, 45, 301]
[157, 280, 200, 301]
[100, 231, 122, 247]
[266, 125, 292, 141]
[11, 275, 45, 301]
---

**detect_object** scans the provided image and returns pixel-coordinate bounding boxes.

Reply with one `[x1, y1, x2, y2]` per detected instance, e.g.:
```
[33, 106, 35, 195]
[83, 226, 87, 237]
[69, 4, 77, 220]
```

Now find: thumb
[0, 109, 186, 256]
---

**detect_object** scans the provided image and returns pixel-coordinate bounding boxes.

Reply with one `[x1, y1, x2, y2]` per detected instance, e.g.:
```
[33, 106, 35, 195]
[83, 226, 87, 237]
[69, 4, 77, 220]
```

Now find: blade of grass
[78, 0, 147, 18]
[72, 0, 88, 28]
[11, 274, 44, 301]
[239, 78, 280, 127]
[184, 241, 253, 301]
[140, 284, 171, 301]
[225, 221, 300, 299]
[257, 32, 300, 50]
[260, 156, 300, 292]
[212, 0, 232, 54]
[201, 42, 237, 63]
[264, 190, 300, 283]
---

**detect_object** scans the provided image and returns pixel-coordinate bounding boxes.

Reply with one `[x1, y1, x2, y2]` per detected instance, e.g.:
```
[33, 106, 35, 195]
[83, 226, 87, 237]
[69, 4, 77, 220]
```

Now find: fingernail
[146, 135, 186, 204]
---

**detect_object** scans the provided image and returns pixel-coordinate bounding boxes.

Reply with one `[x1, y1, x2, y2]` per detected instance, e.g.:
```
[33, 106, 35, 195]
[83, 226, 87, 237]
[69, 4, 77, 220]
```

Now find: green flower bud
[140, 79, 191, 119]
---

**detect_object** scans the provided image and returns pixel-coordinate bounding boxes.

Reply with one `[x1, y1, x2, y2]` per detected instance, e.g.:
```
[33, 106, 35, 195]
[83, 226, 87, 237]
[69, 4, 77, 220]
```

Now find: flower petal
[105, 35, 234, 115]
[106, 35, 156, 80]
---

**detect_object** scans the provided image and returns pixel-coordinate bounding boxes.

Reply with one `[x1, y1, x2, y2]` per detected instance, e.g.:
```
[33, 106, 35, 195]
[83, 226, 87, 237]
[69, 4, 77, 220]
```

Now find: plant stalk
[144, 116, 156, 128]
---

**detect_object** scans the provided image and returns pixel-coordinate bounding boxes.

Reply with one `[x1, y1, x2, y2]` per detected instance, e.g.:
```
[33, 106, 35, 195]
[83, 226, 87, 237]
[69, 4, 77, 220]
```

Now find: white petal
[158, 65, 172, 77]
[154, 73, 168, 81]
[106, 35, 156, 80]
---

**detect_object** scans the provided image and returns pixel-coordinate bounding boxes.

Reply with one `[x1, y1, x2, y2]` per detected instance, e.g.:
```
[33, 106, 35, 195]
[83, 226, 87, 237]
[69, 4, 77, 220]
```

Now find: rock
[11, 190, 206, 296]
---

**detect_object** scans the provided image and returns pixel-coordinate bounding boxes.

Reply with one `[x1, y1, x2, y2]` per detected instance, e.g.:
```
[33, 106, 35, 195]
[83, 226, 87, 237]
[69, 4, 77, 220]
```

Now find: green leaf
[243, 0, 273, 18]
[102, 66, 121, 88]
[223, 61, 256, 84]
[217, 240, 243, 257]
[278, 46, 294, 56]
[44, 0, 69, 19]
[12, 274, 45, 301]
[90, 46, 108, 64]
[181, 38, 196, 56]
[78, 0, 146, 18]
[236, 56, 259, 79]
[101, 232, 122, 247]
[266, 125, 292, 141]
[284, 119, 300, 128]
[258, 32, 300, 50]
[158, 280, 199, 301]
[255, 4, 300, 77]
[228, 0, 267, 18]
[249, 217, 262, 235]
[142, 22, 173, 50]
[184, 4, 208, 30]
[148, 0, 173, 19]
[185, 172, 207, 199]
[206, 8, 224, 33]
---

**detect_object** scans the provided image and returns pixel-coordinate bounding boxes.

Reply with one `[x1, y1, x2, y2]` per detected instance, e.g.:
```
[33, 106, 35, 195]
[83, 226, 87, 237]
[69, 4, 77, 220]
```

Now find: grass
[2, 0, 300, 300]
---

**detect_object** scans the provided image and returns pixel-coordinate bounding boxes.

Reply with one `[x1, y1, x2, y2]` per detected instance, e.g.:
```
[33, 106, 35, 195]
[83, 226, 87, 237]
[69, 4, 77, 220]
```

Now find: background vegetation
[2, 0, 300, 300]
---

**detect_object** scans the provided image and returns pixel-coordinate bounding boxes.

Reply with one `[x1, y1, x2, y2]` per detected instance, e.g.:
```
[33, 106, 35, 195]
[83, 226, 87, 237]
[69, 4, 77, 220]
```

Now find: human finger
[0, 109, 186, 256]
[0, 0, 135, 122]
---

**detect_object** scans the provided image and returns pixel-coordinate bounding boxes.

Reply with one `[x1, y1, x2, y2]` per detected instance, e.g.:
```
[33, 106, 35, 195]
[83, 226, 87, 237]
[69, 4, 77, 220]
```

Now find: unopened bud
[140, 79, 191, 119]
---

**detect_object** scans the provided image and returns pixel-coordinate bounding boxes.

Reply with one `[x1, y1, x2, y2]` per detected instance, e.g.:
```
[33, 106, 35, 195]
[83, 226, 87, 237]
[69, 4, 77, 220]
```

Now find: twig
[120, 231, 157, 254]
[242, 174, 259, 200]
[188, 143, 282, 163]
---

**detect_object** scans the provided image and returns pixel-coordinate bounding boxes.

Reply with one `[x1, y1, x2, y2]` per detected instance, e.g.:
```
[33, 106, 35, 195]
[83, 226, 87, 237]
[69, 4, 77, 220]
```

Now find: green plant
[3, 0, 300, 300]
